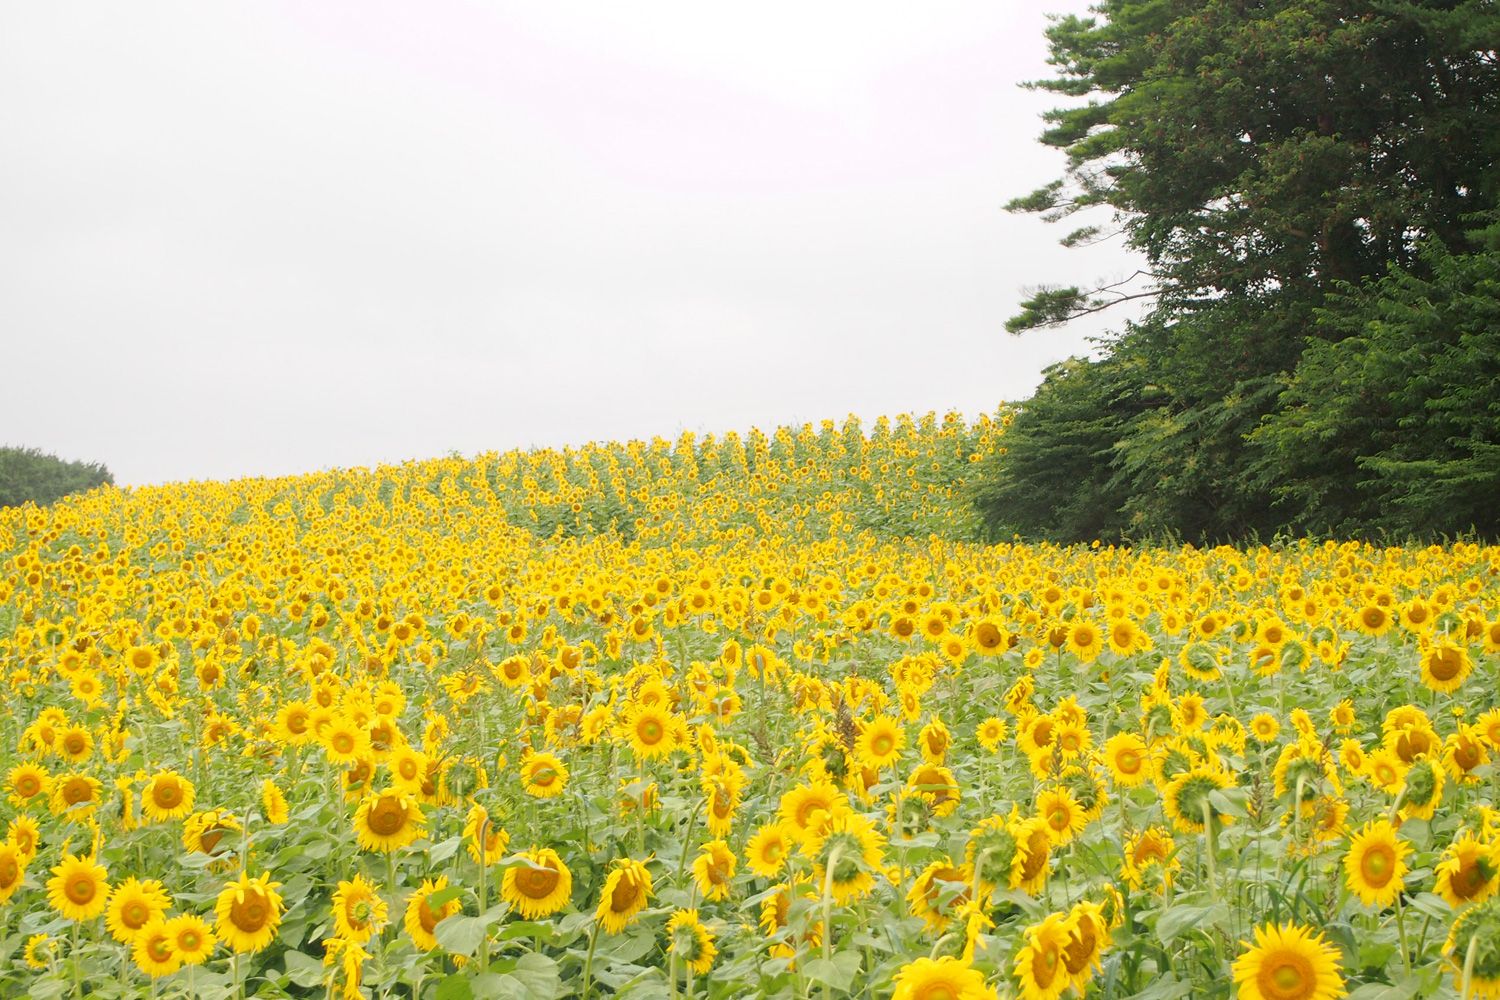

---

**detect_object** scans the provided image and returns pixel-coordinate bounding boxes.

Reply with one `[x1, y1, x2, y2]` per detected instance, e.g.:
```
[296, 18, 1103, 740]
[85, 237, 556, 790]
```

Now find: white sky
[1, 2, 1140, 487]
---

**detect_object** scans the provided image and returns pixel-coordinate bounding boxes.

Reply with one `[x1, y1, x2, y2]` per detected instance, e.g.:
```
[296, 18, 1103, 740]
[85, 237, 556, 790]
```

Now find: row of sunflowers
[1, 410, 1498, 998]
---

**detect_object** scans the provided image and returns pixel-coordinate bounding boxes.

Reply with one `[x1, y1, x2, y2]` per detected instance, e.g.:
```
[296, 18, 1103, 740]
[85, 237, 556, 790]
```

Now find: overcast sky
[1, 2, 1140, 487]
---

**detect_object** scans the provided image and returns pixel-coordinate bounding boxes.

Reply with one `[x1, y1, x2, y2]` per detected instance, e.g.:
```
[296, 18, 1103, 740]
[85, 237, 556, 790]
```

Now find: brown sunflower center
[1428, 650, 1463, 681]
[230, 893, 269, 932]
[1033, 943, 1061, 988]
[515, 865, 560, 899]
[66, 873, 97, 904]
[1259, 954, 1314, 1000]
[1063, 921, 1098, 974]
[367, 797, 409, 836]
[609, 876, 640, 912]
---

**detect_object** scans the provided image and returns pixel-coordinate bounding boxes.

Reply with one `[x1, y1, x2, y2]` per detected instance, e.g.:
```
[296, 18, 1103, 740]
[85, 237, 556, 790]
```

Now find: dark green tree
[0, 447, 114, 508]
[982, 0, 1500, 541]
[1255, 242, 1500, 537]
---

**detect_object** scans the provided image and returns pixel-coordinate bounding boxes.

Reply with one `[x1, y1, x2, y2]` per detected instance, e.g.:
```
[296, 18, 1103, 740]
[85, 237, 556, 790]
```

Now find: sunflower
[47, 853, 109, 921]
[905, 860, 971, 931]
[1434, 832, 1500, 909]
[214, 871, 284, 954]
[24, 933, 53, 971]
[1363, 748, 1408, 795]
[105, 876, 171, 943]
[893, 956, 995, 1000]
[321, 715, 372, 766]
[332, 874, 387, 944]
[354, 789, 425, 852]
[1444, 726, 1489, 784]
[388, 746, 429, 793]
[404, 876, 461, 951]
[1399, 598, 1435, 634]
[1061, 900, 1109, 990]
[802, 811, 886, 905]
[778, 780, 848, 844]
[1338, 739, 1367, 777]
[1231, 921, 1346, 1000]
[1121, 826, 1178, 892]
[618, 701, 678, 761]
[1420, 640, 1473, 694]
[1106, 618, 1145, 657]
[1249, 713, 1280, 744]
[666, 909, 717, 975]
[691, 839, 737, 902]
[1035, 787, 1086, 845]
[166, 914, 216, 966]
[274, 701, 316, 746]
[972, 619, 1010, 656]
[1443, 897, 1500, 999]
[1102, 732, 1151, 788]
[919, 718, 952, 763]
[132, 919, 180, 978]
[0, 843, 26, 904]
[1398, 755, 1444, 821]
[7, 762, 50, 807]
[183, 809, 242, 857]
[1017, 714, 1057, 761]
[1066, 621, 1102, 662]
[1013, 911, 1072, 1000]
[520, 752, 569, 799]
[1351, 603, 1392, 636]
[960, 815, 1020, 893]
[906, 763, 961, 818]
[759, 876, 822, 959]
[854, 715, 905, 771]
[1162, 765, 1234, 835]
[1342, 819, 1409, 908]
[463, 803, 510, 865]
[261, 779, 289, 825]
[57, 725, 92, 763]
[141, 770, 195, 823]
[595, 858, 653, 934]
[745, 822, 793, 878]
[1010, 817, 1052, 896]
[502, 848, 573, 920]
[976, 717, 1008, 752]
[48, 772, 102, 820]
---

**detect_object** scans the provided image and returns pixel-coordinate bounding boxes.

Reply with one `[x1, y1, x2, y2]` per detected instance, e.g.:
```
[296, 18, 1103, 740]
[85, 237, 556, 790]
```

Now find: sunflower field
[2, 411, 1499, 1000]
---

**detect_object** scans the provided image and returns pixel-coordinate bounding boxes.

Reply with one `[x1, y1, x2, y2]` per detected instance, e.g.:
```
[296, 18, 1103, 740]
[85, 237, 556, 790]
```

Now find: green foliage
[973, 354, 1139, 541]
[0, 446, 113, 509]
[981, 0, 1500, 542]
[1256, 243, 1500, 537]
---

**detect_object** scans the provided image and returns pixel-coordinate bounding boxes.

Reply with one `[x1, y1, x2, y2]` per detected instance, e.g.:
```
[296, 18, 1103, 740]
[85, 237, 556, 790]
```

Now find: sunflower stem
[1393, 887, 1412, 975]
[580, 922, 601, 1000]
[820, 846, 843, 1000]
[70, 922, 81, 997]
[676, 796, 706, 889]
[1200, 801, 1217, 904]
[1462, 933, 1479, 999]
[476, 815, 489, 970]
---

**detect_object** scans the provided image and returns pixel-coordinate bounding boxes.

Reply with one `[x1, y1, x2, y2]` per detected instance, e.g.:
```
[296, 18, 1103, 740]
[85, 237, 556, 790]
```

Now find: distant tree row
[0, 446, 114, 508]
[977, 0, 1500, 542]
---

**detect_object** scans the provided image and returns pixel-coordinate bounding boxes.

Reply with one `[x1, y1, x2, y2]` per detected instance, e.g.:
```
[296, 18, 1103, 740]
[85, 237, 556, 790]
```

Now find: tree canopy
[0, 446, 114, 509]
[980, 0, 1500, 542]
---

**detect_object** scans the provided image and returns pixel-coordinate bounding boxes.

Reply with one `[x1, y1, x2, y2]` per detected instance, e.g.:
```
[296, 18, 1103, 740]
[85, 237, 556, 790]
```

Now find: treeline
[0, 446, 114, 508]
[977, 0, 1500, 543]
